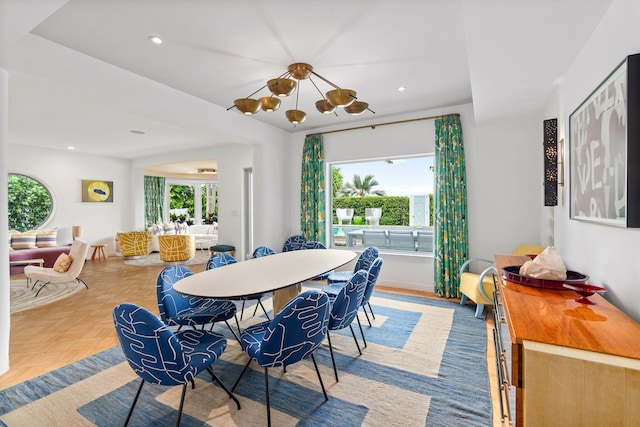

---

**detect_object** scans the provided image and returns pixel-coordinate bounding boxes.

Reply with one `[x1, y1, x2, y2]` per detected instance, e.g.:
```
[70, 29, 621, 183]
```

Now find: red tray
[502, 265, 589, 289]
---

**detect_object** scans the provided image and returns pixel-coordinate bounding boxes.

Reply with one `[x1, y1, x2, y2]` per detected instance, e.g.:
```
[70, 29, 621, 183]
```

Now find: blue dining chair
[112, 303, 240, 427]
[326, 246, 379, 284]
[357, 257, 384, 345]
[326, 269, 368, 382]
[156, 264, 239, 341]
[282, 235, 307, 252]
[248, 246, 277, 318]
[253, 245, 276, 258]
[283, 236, 333, 281]
[231, 290, 331, 427]
[207, 252, 271, 321]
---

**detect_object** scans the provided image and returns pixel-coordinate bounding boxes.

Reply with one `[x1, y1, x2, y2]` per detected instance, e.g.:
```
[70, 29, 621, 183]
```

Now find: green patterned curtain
[434, 115, 469, 298]
[144, 175, 165, 227]
[300, 134, 326, 242]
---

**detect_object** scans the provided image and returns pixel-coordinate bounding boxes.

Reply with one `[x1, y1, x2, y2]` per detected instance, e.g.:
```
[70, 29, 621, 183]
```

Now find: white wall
[549, 0, 640, 321]
[8, 144, 131, 254]
[287, 103, 543, 292]
[132, 143, 255, 258]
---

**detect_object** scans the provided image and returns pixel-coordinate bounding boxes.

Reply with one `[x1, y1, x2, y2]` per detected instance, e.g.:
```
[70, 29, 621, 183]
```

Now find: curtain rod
[306, 113, 460, 137]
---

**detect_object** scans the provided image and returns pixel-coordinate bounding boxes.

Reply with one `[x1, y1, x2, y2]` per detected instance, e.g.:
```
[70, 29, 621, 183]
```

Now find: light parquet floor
[0, 256, 502, 425]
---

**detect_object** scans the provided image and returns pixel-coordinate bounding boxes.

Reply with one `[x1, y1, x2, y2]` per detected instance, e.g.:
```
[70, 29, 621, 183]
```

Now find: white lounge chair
[336, 208, 354, 225]
[24, 239, 89, 297]
[365, 208, 382, 226]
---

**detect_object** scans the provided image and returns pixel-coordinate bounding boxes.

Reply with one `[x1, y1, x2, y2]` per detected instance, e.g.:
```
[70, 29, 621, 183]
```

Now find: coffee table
[9, 258, 45, 286]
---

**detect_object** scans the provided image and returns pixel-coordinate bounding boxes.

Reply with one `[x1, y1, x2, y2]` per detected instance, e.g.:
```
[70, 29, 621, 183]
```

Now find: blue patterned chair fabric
[156, 265, 239, 339]
[358, 257, 384, 334]
[327, 246, 379, 284]
[281, 235, 307, 252]
[231, 289, 331, 426]
[112, 303, 239, 426]
[326, 269, 368, 382]
[252, 246, 276, 258]
[206, 252, 238, 270]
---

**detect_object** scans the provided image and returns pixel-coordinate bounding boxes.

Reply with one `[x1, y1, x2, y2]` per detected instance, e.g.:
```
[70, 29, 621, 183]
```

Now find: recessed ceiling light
[130, 130, 145, 135]
[397, 86, 406, 92]
[149, 36, 162, 44]
[67, 146, 75, 150]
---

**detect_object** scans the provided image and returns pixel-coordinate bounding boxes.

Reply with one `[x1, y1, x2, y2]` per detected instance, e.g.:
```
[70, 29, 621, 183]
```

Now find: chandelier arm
[309, 70, 341, 90]
[307, 76, 327, 99]
[226, 82, 270, 110]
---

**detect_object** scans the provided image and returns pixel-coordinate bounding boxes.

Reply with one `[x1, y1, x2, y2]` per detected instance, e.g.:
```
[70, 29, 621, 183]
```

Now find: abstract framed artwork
[569, 53, 640, 227]
[82, 179, 113, 203]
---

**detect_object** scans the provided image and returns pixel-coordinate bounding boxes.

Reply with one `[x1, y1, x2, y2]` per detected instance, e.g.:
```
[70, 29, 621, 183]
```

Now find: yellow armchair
[158, 234, 196, 263]
[459, 244, 545, 318]
[117, 231, 152, 258]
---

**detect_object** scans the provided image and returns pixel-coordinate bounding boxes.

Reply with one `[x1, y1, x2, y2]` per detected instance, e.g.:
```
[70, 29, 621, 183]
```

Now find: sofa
[147, 222, 218, 252]
[8, 229, 71, 274]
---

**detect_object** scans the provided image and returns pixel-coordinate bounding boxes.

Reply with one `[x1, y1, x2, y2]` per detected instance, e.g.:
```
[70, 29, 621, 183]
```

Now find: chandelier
[228, 63, 374, 125]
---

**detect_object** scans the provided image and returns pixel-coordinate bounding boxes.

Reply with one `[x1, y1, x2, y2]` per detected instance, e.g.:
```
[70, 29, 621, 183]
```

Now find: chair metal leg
[326, 332, 339, 382]
[349, 324, 362, 355]
[240, 299, 246, 320]
[207, 366, 241, 410]
[361, 305, 372, 327]
[265, 367, 271, 427]
[231, 358, 252, 392]
[310, 353, 328, 402]
[34, 282, 52, 297]
[175, 383, 187, 427]
[124, 379, 145, 427]
[367, 302, 376, 320]
[225, 319, 241, 343]
[258, 299, 271, 320]
[356, 315, 367, 348]
[77, 277, 89, 289]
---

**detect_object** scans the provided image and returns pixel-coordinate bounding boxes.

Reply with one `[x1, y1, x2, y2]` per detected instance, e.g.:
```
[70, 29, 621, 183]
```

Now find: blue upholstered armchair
[327, 246, 379, 284]
[156, 264, 239, 341]
[231, 290, 331, 427]
[112, 303, 240, 426]
[326, 269, 368, 382]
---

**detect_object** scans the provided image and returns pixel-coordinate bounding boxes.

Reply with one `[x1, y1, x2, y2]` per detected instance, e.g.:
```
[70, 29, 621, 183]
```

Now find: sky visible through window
[334, 156, 434, 196]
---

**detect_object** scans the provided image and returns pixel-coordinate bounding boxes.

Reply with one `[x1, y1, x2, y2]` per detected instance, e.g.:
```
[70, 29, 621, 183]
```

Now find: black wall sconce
[544, 118, 558, 206]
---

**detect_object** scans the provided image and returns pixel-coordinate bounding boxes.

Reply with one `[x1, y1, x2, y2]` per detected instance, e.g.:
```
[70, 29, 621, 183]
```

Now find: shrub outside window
[330, 156, 434, 253]
[8, 173, 54, 232]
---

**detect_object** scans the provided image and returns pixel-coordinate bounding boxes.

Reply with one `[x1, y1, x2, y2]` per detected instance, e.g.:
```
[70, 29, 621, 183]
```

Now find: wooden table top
[174, 249, 357, 299]
[494, 254, 640, 360]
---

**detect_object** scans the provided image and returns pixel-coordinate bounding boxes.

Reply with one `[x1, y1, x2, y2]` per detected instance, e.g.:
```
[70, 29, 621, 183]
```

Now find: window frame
[326, 154, 434, 255]
[7, 172, 56, 231]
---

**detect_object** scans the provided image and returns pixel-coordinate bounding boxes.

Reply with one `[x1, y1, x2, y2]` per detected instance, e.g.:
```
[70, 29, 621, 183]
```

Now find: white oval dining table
[174, 249, 357, 314]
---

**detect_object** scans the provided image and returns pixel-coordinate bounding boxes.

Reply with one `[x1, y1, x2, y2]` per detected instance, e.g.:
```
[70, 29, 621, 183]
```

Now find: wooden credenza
[493, 255, 640, 426]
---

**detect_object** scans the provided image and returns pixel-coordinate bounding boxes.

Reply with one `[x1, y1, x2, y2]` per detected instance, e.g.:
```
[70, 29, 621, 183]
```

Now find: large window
[8, 173, 54, 231]
[330, 156, 434, 253]
[167, 181, 217, 225]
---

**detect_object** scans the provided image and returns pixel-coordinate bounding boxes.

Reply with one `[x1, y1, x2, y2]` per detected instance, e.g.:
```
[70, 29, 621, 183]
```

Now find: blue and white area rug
[0, 290, 491, 426]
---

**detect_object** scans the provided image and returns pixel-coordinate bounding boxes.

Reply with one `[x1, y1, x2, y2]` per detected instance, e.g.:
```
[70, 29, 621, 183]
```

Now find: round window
[8, 173, 54, 231]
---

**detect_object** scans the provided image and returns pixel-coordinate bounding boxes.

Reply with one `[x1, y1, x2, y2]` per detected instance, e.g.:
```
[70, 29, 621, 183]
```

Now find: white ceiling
[0, 0, 613, 172]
